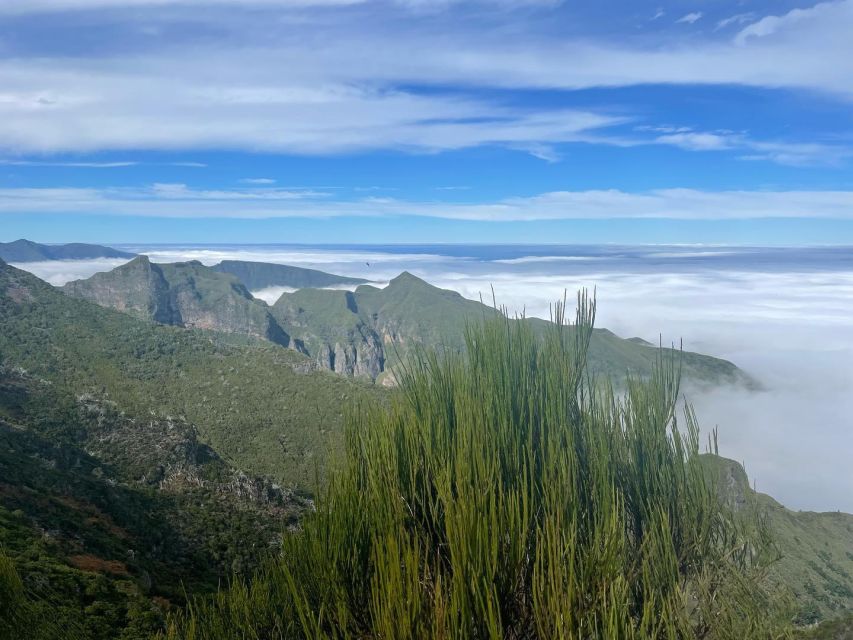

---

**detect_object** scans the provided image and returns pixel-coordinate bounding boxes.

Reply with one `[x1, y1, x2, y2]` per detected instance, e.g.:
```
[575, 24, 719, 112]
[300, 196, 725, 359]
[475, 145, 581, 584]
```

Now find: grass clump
[164, 293, 790, 639]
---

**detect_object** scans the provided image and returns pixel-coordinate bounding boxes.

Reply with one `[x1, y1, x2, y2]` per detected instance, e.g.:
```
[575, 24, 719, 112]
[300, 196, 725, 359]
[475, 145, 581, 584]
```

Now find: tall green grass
[163, 293, 790, 639]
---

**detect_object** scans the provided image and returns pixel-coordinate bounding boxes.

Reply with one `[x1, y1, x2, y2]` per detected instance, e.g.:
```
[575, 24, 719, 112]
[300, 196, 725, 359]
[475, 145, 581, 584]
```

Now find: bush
[164, 294, 791, 639]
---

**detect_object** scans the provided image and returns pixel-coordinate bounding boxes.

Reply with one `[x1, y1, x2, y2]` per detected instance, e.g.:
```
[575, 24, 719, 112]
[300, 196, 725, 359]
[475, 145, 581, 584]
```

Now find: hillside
[1, 258, 383, 487]
[0, 364, 308, 639]
[703, 455, 853, 625]
[211, 259, 368, 290]
[272, 271, 750, 387]
[63, 256, 292, 346]
[0, 239, 135, 262]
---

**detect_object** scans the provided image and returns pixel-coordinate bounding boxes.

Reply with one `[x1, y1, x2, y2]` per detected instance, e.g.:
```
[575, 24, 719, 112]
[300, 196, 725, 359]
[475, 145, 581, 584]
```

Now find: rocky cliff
[63, 256, 292, 346]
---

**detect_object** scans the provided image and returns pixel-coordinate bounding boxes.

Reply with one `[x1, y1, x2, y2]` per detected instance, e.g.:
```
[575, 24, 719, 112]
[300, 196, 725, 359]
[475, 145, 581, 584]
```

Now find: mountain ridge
[211, 259, 367, 290]
[0, 239, 136, 262]
[58, 258, 750, 387]
[63, 256, 293, 347]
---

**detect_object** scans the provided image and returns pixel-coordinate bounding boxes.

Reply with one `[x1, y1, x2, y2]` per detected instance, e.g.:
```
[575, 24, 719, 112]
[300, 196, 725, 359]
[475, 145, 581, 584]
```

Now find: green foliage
[796, 613, 853, 639]
[163, 294, 791, 639]
[0, 364, 302, 638]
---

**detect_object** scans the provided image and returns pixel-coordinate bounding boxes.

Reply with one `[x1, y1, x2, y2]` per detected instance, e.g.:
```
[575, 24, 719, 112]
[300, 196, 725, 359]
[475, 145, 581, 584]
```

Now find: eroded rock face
[75, 394, 306, 512]
[63, 256, 292, 348]
[326, 332, 385, 378]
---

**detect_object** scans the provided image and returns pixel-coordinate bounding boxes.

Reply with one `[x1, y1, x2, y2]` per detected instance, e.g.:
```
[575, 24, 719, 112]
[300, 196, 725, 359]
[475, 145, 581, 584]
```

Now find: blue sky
[1, 0, 853, 244]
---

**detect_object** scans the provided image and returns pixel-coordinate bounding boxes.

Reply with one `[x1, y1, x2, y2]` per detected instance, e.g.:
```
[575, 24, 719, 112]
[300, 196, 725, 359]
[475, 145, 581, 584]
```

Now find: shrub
[164, 294, 791, 639]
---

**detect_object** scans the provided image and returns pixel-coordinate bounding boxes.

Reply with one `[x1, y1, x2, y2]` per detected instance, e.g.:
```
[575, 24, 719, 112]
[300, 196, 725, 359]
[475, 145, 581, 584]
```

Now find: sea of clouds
[13, 246, 853, 513]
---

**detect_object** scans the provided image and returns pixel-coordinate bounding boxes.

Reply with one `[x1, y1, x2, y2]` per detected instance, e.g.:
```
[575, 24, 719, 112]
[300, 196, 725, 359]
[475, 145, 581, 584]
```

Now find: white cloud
[516, 143, 561, 162]
[0, 2, 848, 157]
[4, 185, 853, 220]
[734, 1, 841, 44]
[676, 11, 703, 25]
[239, 178, 277, 184]
[630, 127, 848, 165]
[0, 61, 625, 154]
[654, 131, 734, 151]
[8, 258, 133, 285]
[0, 0, 562, 13]
[0, 0, 366, 13]
[0, 160, 139, 168]
[0, 159, 206, 168]
[715, 12, 756, 31]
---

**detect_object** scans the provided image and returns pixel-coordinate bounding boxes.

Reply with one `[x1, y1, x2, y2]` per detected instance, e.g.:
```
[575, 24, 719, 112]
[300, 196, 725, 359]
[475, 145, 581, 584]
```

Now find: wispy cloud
[631, 126, 850, 166]
[0, 0, 561, 13]
[516, 143, 561, 162]
[715, 12, 756, 31]
[676, 11, 703, 25]
[0, 1, 850, 157]
[0, 160, 138, 168]
[0, 64, 626, 154]
[239, 177, 277, 184]
[4, 184, 853, 220]
[0, 0, 366, 13]
[0, 159, 206, 168]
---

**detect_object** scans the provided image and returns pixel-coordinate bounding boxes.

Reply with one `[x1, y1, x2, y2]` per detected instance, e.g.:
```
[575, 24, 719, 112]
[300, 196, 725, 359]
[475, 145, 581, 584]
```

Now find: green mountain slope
[63, 256, 291, 346]
[703, 455, 853, 625]
[211, 259, 367, 290]
[0, 239, 135, 262]
[0, 363, 308, 639]
[272, 271, 750, 387]
[1, 258, 383, 487]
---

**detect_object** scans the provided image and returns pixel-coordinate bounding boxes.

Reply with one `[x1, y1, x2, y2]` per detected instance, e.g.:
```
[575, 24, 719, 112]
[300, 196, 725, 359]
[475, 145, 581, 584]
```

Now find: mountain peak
[388, 271, 430, 287]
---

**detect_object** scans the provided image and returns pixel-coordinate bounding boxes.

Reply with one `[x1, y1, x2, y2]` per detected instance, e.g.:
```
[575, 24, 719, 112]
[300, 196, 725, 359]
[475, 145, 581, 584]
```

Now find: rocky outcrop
[75, 394, 307, 512]
[63, 257, 292, 347]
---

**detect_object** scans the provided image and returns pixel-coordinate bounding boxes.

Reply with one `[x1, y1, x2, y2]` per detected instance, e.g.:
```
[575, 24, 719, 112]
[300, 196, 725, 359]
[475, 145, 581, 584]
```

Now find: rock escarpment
[63, 256, 292, 346]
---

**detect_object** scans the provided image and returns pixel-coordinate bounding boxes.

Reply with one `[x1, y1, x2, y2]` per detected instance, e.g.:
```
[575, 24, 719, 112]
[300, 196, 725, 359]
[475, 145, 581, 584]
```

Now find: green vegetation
[703, 456, 853, 625]
[0, 260, 383, 486]
[212, 259, 368, 290]
[796, 613, 853, 639]
[0, 364, 307, 639]
[0, 239, 135, 262]
[162, 295, 791, 639]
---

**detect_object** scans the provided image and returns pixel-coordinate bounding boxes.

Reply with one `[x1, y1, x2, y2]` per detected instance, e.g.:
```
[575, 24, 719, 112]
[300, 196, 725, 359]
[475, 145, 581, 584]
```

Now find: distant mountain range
[62, 257, 749, 387]
[0, 239, 136, 262]
[212, 259, 367, 290]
